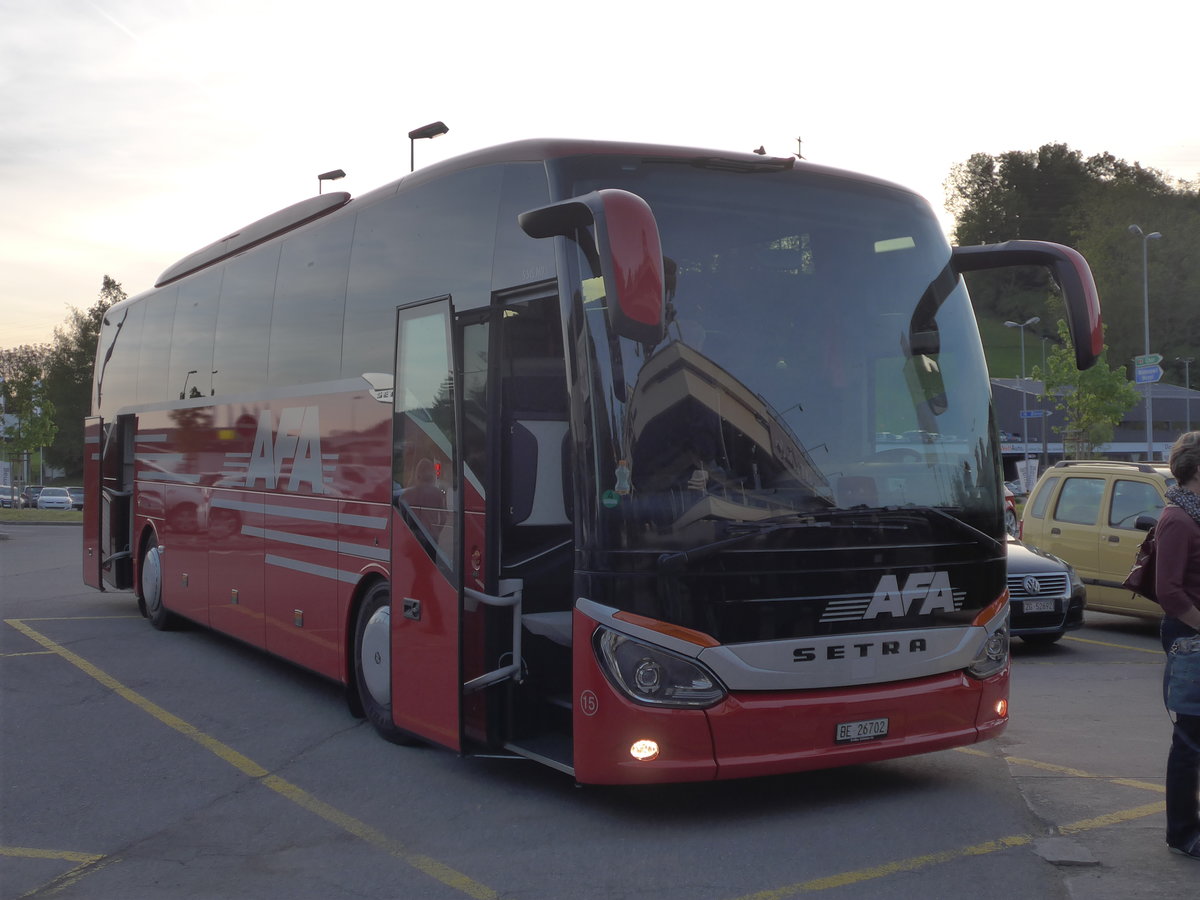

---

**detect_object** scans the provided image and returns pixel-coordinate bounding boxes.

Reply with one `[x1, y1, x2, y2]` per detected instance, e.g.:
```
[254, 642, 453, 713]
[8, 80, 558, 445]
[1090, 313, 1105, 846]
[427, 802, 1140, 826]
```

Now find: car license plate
[835, 717, 889, 743]
[1023, 599, 1055, 613]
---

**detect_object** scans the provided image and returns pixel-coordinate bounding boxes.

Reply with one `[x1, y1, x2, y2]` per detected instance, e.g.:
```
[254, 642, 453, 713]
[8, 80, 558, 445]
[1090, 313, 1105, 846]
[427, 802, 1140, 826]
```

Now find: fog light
[996, 699, 1008, 718]
[630, 739, 660, 762]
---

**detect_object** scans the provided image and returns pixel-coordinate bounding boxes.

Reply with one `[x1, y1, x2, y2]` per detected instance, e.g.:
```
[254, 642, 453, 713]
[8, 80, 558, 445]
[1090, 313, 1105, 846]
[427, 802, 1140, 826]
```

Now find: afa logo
[243, 406, 332, 493]
[864, 571, 956, 619]
[818, 571, 964, 624]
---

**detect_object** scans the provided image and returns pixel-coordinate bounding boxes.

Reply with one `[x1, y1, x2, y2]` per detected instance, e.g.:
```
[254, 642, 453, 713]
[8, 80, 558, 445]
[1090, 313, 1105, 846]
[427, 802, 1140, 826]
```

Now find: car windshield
[557, 157, 1001, 557]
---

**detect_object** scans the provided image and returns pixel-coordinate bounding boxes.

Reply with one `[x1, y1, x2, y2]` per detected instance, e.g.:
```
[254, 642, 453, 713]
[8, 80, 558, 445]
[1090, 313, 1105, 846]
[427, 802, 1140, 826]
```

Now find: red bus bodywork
[80, 139, 1103, 785]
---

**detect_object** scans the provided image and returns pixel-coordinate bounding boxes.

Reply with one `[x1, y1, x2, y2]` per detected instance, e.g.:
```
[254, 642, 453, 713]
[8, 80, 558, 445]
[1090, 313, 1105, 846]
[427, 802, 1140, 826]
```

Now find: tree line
[0, 276, 125, 482]
[946, 142, 1200, 385]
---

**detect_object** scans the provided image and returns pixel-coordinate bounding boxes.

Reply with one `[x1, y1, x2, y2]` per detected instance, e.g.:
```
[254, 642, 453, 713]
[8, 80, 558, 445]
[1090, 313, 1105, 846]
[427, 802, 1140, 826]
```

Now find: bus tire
[139, 540, 178, 631]
[353, 581, 420, 745]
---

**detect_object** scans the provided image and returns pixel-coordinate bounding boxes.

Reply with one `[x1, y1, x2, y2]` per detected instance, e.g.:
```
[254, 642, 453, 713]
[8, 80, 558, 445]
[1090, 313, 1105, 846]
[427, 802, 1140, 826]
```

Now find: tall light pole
[1129, 224, 1161, 459]
[317, 168, 345, 194]
[1179, 356, 1195, 433]
[408, 121, 448, 172]
[1005, 316, 1040, 486]
[1040, 335, 1051, 467]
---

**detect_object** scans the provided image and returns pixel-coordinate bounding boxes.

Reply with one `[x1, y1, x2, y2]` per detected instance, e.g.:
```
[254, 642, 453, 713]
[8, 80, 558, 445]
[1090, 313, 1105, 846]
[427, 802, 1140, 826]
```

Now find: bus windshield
[558, 159, 1001, 559]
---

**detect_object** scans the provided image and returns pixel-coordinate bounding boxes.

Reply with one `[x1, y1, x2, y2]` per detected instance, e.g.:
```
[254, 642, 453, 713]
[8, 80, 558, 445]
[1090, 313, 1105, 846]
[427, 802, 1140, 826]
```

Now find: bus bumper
[704, 667, 1008, 780]
[572, 653, 1008, 785]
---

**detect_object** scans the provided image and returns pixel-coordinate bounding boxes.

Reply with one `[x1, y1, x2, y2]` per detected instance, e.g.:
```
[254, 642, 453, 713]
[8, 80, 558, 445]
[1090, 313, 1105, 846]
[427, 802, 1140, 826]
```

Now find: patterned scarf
[1167, 485, 1200, 526]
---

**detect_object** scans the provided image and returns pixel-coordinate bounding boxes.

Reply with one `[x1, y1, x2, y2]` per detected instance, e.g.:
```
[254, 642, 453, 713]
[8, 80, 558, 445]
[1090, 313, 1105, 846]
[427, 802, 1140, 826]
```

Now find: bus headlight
[594, 627, 726, 708]
[967, 612, 1010, 680]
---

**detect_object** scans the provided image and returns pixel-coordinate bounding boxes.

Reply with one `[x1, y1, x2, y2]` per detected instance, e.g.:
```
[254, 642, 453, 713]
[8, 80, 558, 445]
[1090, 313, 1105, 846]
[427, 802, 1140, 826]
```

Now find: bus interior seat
[502, 362, 574, 621]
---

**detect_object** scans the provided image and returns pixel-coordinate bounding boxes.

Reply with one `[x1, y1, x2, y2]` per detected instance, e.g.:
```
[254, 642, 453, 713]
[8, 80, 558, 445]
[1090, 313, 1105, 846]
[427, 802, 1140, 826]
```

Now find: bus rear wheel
[353, 581, 420, 745]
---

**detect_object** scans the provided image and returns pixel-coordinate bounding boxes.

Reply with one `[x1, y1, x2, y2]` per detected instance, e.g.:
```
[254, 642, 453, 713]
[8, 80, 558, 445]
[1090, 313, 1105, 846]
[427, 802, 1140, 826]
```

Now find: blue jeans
[1161, 616, 1200, 847]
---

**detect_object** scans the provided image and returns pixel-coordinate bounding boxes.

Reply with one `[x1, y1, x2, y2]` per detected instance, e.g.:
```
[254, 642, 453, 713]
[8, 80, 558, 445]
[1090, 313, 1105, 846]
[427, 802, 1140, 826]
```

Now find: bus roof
[152, 138, 923, 291]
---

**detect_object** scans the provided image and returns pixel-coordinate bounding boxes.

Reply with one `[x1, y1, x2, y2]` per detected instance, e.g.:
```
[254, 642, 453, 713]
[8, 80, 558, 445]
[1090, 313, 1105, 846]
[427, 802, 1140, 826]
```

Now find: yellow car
[1019, 460, 1174, 619]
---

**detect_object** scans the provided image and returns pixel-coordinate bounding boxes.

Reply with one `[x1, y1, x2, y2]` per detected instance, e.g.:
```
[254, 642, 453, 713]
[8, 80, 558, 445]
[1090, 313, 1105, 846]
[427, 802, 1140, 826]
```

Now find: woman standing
[1157, 431, 1200, 860]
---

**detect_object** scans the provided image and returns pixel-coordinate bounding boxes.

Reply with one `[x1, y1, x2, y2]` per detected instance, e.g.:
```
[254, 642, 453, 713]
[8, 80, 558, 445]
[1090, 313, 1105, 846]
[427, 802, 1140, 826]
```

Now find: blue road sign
[1019, 409, 1046, 418]
[1135, 364, 1164, 384]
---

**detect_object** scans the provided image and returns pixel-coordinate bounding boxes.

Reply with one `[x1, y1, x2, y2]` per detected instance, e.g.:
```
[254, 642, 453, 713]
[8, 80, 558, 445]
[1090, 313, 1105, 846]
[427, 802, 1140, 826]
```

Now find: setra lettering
[794, 638, 929, 663]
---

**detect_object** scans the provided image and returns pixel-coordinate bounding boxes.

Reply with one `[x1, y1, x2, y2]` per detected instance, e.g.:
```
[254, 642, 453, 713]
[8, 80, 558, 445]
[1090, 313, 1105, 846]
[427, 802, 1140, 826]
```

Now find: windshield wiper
[902, 505, 1005, 554]
[655, 505, 1000, 572]
[655, 512, 889, 573]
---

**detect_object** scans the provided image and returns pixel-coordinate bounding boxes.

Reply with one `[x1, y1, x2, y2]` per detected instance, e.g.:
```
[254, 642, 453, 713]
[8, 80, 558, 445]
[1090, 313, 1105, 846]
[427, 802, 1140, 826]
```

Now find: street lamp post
[317, 169, 345, 194]
[408, 121, 448, 172]
[1005, 316, 1040, 488]
[1179, 356, 1195, 433]
[1040, 335, 1051, 468]
[1129, 224, 1161, 459]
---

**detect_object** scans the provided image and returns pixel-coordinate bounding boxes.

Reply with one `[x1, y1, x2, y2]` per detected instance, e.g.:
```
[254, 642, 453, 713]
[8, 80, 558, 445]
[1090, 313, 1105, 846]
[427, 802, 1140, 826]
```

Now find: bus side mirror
[951, 240, 1103, 371]
[520, 189, 666, 345]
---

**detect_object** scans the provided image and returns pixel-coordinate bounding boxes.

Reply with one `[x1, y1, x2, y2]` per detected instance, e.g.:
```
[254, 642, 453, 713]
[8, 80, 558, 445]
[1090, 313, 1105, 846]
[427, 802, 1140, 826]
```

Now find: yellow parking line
[1059, 801, 1164, 834]
[0, 846, 117, 899]
[1002, 755, 1164, 793]
[731, 750, 1167, 899]
[729, 796, 1163, 899]
[0, 846, 102, 863]
[1062, 634, 1162, 655]
[731, 835, 1035, 899]
[4, 618, 498, 900]
[957, 747, 1164, 794]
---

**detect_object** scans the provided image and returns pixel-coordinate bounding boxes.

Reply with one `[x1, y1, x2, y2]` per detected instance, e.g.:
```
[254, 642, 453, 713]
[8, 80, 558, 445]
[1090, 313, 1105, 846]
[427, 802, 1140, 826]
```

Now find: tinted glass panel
[169, 268, 221, 400]
[1109, 479, 1165, 528]
[138, 285, 178, 404]
[558, 158, 1000, 552]
[1028, 475, 1059, 518]
[212, 245, 278, 395]
[95, 300, 144, 415]
[393, 301, 456, 568]
[1053, 477, 1104, 525]
[269, 214, 354, 386]
[343, 167, 502, 379]
[491, 163, 554, 290]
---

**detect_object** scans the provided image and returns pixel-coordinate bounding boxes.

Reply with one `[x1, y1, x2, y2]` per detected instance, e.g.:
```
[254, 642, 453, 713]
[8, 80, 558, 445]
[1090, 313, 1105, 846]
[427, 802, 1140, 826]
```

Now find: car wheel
[1005, 508, 1019, 537]
[353, 581, 420, 745]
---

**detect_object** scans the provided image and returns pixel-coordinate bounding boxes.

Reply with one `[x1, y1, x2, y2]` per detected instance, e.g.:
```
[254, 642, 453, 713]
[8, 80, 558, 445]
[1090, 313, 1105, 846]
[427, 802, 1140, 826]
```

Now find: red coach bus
[83, 139, 1103, 784]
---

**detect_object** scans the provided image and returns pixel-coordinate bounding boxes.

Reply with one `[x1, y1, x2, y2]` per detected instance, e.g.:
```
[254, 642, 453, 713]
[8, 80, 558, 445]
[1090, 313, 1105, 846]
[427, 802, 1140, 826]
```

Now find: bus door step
[504, 734, 573, 775]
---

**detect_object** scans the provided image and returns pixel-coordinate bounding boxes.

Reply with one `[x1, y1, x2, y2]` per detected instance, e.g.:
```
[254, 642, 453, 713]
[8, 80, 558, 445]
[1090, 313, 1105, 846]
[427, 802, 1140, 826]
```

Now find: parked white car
[37, 487, 73, 510]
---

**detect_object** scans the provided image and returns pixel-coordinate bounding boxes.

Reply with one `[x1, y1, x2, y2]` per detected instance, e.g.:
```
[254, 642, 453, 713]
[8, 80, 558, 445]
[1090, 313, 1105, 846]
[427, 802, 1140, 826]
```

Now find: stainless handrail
[462, 579, 523, 693]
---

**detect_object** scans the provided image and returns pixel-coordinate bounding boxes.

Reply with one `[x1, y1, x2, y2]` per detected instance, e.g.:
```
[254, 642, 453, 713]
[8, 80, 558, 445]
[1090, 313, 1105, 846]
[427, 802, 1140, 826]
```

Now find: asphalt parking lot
[3, 523, 1198, 898]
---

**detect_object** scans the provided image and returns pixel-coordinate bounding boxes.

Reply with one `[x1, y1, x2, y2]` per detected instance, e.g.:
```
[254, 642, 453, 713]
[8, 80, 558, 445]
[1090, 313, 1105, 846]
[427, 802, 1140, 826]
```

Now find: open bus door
[83, 415, 134, 591]
[387, 299, 463, 751]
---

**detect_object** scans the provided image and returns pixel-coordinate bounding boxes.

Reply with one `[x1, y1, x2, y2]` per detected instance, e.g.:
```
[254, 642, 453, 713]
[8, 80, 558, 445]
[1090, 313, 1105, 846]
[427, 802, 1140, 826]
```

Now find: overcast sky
[3, 0, 1198, 349]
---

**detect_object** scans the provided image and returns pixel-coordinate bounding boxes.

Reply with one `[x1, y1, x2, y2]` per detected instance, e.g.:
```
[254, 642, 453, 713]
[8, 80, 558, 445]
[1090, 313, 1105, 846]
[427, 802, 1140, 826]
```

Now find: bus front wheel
[353, 581, 420, 745]
[139, 541, 178, 631]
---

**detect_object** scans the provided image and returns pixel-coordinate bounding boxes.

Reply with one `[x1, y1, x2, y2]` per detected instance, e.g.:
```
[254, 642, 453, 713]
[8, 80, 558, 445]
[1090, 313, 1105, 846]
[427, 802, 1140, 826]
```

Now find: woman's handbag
[1121, 525, 1157, 603]
[1166, 636, 1200, 716]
